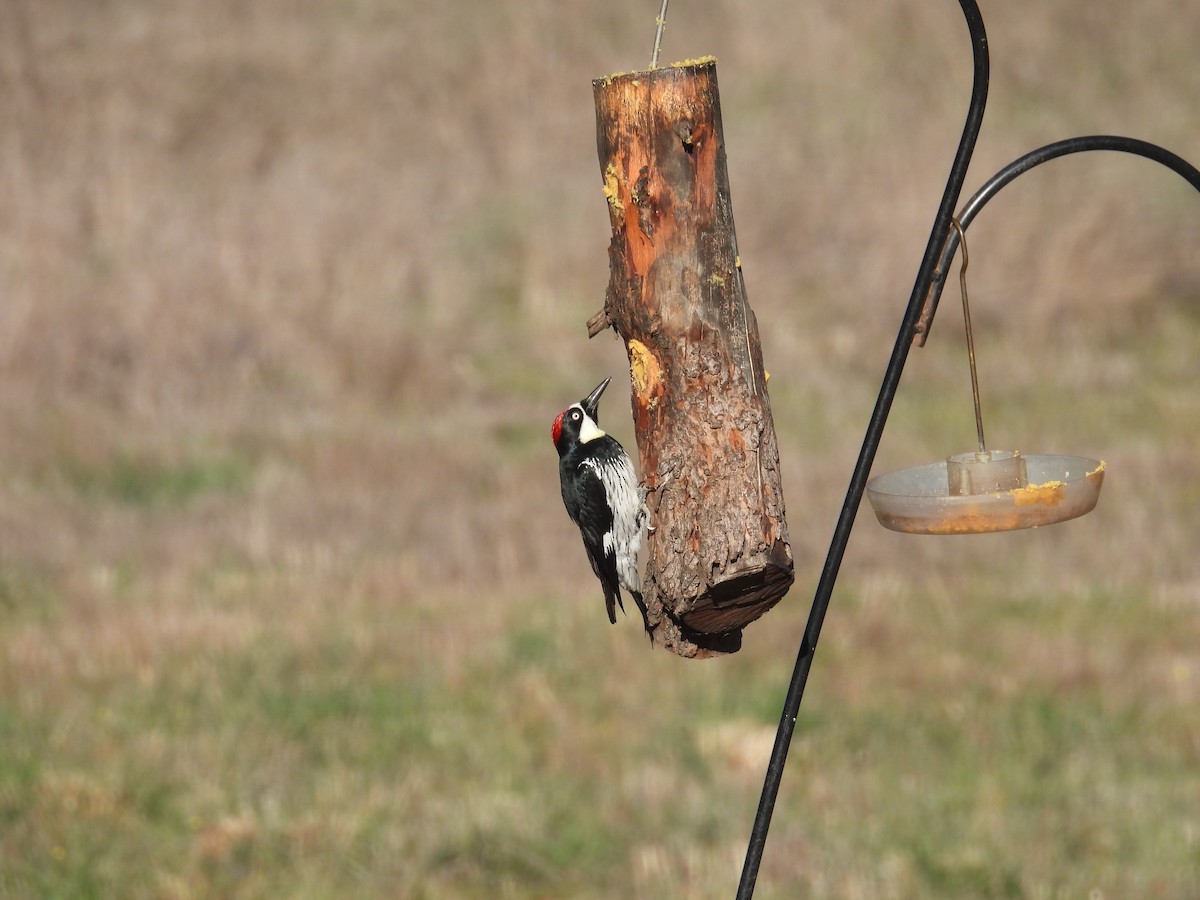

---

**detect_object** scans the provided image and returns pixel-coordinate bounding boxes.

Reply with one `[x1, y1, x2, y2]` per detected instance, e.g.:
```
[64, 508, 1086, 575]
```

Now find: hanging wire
[951, 218, 987, 453]
[650, 0, 670, 69]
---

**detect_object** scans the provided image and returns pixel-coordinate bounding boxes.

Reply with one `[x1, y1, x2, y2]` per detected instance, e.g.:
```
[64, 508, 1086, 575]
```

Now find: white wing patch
[579, 452, 646, 596]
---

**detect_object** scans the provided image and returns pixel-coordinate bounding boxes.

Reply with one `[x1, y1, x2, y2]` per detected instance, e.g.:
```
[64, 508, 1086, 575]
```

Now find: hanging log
[591, 59, 794, 658]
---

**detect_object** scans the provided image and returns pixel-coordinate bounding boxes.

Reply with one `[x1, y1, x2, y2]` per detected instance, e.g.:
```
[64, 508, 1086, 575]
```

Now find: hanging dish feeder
[866, 219, 1106, 534]
[867, 453, 1105, 535]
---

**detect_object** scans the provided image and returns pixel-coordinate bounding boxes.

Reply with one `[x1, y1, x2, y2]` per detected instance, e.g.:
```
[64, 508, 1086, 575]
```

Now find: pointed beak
[580, 377, 611, 421]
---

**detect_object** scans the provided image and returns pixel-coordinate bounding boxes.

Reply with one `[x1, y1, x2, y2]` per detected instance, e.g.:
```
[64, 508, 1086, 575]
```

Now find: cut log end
[680, 554, 794, 635]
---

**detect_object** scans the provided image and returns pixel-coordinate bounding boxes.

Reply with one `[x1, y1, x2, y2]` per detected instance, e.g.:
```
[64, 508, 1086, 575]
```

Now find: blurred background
[2, 0, 1199, 896]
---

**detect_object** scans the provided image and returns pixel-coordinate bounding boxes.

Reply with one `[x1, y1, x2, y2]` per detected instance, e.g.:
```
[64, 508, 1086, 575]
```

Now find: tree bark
[591, 59, 794, 658]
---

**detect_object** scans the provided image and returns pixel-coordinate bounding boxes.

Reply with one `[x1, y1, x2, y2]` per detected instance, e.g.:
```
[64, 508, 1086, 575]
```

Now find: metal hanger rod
[735, 0, 990, 894]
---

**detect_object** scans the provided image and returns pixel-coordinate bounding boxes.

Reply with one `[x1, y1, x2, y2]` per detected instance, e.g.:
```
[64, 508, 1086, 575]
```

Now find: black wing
[563, 457, 625, 623]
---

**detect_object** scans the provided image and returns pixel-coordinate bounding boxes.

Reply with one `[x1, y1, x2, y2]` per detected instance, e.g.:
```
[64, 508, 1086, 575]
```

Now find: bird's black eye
[571, 411, 581, 421]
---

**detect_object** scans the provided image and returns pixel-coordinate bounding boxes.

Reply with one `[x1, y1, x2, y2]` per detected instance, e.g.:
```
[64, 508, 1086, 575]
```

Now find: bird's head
[551, 377, 611, 454]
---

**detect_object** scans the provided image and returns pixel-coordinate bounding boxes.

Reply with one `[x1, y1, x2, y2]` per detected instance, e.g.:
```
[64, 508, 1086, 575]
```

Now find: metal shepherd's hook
[737, 0, 992, 894]
[737, 0, 1200, 893]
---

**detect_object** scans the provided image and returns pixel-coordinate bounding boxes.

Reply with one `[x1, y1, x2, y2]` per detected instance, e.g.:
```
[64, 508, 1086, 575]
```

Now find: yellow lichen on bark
[628, 338, 664, 407]
[670, 56, 718, 68]
[602, 163, 623, 213]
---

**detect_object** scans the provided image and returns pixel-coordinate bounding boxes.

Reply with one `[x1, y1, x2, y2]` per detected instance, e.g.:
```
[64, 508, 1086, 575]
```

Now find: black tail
[604, 581, 625, 624]
[630, 590, 653, 642]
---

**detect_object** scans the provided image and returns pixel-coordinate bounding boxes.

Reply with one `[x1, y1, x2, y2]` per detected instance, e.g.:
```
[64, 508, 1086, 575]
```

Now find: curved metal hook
[914, 136, 1200, 344]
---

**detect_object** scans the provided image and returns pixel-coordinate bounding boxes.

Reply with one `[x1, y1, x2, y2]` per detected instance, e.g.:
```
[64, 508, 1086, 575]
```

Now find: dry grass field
[2, 0, 1199, 897]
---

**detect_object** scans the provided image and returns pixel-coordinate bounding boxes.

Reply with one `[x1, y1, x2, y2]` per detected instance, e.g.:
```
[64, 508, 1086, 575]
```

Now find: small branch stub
[591, 59, 794, 657]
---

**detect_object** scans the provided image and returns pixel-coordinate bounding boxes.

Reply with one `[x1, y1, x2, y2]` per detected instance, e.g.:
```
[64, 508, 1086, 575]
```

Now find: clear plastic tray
[866, 454, 1105, 535]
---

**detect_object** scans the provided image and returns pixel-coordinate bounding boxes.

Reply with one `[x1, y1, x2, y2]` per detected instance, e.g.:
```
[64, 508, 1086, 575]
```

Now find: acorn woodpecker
[551, 377, 651, 637]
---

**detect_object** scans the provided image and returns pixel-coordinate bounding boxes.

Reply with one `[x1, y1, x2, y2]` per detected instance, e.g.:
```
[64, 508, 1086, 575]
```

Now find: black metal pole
[734, 1, 990, 895]
[917, 136, 1200, 339]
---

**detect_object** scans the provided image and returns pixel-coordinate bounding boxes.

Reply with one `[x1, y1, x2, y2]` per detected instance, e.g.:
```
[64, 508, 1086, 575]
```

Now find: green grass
[4, 574, 1199, 897]
[59, 450, 253, 509]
